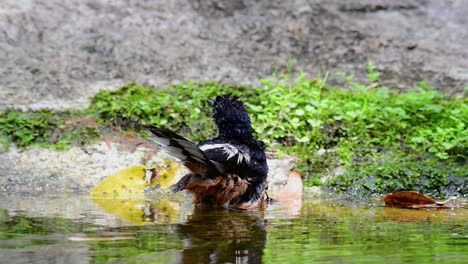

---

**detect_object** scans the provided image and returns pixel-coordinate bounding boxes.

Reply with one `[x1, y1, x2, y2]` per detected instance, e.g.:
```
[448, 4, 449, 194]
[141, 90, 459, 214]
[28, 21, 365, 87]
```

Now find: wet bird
[139, 95, 269, 210]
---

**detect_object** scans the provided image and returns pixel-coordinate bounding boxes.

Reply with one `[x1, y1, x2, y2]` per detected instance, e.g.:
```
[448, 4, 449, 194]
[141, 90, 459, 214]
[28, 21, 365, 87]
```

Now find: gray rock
[0, 143, 168, 193]
[1, 0, 467, 110]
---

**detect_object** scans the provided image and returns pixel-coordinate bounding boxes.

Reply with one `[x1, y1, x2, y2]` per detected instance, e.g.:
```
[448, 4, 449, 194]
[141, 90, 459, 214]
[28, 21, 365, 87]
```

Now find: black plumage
[141, 95, 268, 209]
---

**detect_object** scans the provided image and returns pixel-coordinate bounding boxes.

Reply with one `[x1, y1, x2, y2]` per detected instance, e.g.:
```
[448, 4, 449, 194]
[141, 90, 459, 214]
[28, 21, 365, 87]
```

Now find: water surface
[0, 193, 466, 264]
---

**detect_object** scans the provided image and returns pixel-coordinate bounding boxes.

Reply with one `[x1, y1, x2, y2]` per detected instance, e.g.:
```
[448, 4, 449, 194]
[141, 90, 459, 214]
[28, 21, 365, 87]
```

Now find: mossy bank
[1, 70, 466, 197]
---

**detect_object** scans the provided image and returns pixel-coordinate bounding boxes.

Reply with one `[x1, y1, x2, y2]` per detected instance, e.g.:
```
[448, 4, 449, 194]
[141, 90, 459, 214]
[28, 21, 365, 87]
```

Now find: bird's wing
[198, 142, 251, 171]
[141, 126, 224, 176]
[200, 140, 269, 182]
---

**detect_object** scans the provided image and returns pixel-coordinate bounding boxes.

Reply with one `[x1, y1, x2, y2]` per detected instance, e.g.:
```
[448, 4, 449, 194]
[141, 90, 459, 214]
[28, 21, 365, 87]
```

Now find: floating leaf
[152, 161, 182, 188]
[384, 191, 458, 209]
[90, 163, 182, 225]
[91, 165, 148, 200]
[90, 161, 181, 200]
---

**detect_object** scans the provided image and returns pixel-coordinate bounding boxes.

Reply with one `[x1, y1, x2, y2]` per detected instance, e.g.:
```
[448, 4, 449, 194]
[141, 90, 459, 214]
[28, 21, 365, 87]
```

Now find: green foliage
[248, 73, 465, 190]
[329, 150, 467, 197]
[0, 66, 466, 195]
[0, 110, 62, 148]
[0, 110, 99, 150]
[86, 74, 467, 195]
[89, 82, 257, 142]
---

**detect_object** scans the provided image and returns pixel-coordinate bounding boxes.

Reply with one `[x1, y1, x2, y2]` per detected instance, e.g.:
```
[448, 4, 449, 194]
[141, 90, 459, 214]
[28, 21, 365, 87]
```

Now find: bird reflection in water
[176, 206, 267, 264]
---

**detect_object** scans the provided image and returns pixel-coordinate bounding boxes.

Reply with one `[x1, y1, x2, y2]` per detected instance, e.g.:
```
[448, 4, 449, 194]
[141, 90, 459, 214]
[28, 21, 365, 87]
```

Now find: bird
[138, 95, 269, 210]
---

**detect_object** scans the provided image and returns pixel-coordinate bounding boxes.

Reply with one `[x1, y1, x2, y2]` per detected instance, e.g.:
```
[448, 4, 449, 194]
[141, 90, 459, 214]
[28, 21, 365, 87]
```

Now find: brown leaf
[384, 191, 436, 208]
[384, 191, 460, 209]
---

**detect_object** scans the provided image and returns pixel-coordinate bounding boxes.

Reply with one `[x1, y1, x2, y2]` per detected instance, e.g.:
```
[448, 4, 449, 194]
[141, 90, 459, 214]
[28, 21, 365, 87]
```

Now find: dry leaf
[90, 163, 182, 225]
[91, 162, 181, 200]
[152, 161, 181, 188]
[91, 165, 149, 200]
[384, 191, 458, 209]
[384, 191, 435, 208]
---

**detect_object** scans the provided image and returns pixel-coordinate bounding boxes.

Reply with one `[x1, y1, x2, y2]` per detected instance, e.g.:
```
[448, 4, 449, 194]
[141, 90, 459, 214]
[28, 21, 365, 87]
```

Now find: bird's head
[208, 95, 253, 138]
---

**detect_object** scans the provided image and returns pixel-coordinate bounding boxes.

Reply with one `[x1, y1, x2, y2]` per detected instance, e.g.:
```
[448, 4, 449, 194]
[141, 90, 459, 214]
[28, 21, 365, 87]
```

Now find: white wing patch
[199, 143, 251, 164]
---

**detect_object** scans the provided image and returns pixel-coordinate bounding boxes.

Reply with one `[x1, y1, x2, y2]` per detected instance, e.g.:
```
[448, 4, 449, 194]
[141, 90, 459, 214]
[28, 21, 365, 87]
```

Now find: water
[0, 193, 467, 264]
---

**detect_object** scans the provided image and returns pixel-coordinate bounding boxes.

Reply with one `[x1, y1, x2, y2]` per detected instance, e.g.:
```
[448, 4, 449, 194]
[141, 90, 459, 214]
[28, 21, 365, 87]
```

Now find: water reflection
[176, 206, 267, 263]
[92, 195, 270, 263]
[92, 197, 182, 225]
[1, 194, 467, 264]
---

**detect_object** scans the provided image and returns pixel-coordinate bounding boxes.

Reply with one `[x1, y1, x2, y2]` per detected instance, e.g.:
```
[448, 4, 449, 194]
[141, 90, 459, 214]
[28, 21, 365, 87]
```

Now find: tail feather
[140, 125, 223, 177]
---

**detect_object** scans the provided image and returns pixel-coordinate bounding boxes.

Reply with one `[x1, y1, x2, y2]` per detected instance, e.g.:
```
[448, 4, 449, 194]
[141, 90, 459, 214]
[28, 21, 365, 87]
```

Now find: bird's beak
[207, 99, 215, 106]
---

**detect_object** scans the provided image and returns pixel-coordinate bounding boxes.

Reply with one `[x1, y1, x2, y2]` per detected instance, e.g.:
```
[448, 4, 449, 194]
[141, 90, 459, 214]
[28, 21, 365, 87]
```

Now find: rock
[0, 0, 466, 110]
[0, 143, 166, 194]
[266, 156, 295, 193]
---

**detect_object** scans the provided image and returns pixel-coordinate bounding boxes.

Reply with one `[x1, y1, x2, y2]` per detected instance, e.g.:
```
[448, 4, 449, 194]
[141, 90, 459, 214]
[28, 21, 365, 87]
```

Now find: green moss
[89, 81, 258, 141]
[328, 150, 467, 197]
[0, 110, 99, 150]
[0, 66, 466, 196]
[0, 110, 63, 149]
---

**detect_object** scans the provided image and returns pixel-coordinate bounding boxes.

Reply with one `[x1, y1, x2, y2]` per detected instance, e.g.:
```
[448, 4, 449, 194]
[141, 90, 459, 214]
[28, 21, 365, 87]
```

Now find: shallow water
[0, 193, 467, 264]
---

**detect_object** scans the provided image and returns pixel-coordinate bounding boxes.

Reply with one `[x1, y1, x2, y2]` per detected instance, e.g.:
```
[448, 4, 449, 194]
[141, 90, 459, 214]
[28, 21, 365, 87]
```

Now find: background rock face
[1, 0, 467, 110]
